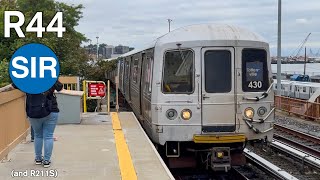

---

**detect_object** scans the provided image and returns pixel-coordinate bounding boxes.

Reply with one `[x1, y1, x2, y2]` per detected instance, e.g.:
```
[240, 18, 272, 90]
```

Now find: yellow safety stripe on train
[111, 112, 137, 180]
[193, 134, 246, 143]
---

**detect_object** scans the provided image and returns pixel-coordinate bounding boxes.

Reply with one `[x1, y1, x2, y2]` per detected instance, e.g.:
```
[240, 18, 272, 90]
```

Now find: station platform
[0, 112, 174, 180]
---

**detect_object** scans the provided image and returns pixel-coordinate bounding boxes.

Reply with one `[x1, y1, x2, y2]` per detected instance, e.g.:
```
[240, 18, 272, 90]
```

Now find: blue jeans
[29, 112, 58, 161]
[31, 126, 34, 140]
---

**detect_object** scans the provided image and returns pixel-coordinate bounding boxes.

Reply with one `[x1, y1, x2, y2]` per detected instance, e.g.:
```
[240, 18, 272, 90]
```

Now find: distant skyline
[57, 0, 320, 56]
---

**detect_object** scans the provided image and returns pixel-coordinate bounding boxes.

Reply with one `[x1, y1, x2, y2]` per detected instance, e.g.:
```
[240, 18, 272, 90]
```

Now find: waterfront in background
[271, 63, 320, 76]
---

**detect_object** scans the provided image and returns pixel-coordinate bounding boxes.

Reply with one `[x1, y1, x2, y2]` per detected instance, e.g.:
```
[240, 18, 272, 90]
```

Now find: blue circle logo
[9, 43, 60, 94]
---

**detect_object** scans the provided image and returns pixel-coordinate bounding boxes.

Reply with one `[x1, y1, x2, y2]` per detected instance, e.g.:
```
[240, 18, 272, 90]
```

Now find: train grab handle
[243, 83, 273, 101]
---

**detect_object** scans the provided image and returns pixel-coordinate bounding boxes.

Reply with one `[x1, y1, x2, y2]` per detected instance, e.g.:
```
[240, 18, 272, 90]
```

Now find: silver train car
[114, 24, 274, 171]
[273, 79, 320, 100]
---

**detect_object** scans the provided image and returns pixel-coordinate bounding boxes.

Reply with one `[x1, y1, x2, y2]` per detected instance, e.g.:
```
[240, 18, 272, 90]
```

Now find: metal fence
[275, 95, 320, 121]
[0, 90, 30, 161]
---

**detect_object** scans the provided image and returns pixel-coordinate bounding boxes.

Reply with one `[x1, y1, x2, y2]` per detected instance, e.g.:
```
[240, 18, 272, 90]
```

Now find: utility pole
[304, 46, 307, 77]
[96, 36, 99, 60]
[167, 19, 172, 32]
[277, 0, 282, 95]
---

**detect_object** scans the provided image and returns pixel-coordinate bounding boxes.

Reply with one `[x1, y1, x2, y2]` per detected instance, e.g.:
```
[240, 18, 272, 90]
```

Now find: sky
[57, 0, 320, 56]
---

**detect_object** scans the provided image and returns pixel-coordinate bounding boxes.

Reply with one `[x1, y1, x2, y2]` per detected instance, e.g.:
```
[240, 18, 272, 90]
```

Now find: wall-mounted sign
[88, 82, 105, 98]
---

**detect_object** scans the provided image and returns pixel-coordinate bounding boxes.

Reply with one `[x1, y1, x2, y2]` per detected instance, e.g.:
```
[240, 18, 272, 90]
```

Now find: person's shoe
[43, 160, 51, 168]
[35, 158, 42, 165]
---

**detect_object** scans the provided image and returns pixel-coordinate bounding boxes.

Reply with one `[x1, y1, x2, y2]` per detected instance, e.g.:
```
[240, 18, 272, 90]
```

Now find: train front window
[162, 50, 194, 93]
[205, 50, 232, 93]
[242, 49, 269, 92]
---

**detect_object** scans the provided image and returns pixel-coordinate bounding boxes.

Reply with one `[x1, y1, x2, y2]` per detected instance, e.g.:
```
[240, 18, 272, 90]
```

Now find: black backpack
[26, 92, 53, 118]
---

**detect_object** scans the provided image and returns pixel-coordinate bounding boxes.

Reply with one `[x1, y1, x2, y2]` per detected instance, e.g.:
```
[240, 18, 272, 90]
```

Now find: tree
[85, 59, 118, 82]
[0, 59, 10, 87]
[0, 0, 89, 86]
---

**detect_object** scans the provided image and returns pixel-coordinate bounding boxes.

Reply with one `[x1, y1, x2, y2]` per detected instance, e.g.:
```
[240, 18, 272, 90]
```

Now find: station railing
[275, 95, 320, 121]
[0, 90, 29, 161]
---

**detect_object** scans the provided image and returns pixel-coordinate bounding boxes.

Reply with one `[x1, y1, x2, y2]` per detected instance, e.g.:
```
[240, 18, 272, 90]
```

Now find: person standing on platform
[0, 81, 63, 168]
[29, 81, 63, 167]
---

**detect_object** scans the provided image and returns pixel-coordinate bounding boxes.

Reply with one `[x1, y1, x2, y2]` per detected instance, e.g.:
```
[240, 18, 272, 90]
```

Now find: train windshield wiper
[244, 83, 273, 101]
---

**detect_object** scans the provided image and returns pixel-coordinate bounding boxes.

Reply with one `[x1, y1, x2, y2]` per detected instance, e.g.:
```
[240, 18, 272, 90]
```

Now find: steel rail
[271, 140, 320, 171]
[244, 148, 299, 180]
[230, 167, 251, 180]
[274, 124, 320, 157]
[274, 124, 320, 143]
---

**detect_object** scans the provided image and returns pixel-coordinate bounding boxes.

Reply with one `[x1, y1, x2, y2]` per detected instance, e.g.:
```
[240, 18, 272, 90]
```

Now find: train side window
[125, 59, 130, 81]
[148, 57, 154, 93]
[303, 87, 306, 92]
[123, 60, 127, 81]
[132, 58, 139, 83]
[162, 49, 194, 93]
[143, 56, 152, 93]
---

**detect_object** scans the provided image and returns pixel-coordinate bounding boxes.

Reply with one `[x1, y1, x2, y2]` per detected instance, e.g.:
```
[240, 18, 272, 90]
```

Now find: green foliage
[0, 0, 90, 86]
[0, 0, 119, 112]
[85, 59, 118, 81]
[0, 59, 10, 87]
[0, 0, 119, 111]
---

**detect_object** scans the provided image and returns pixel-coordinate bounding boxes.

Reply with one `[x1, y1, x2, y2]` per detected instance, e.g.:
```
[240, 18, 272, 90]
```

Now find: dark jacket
[12, 80, 63, 112]
[11, 81, 63, 112]
[48, 81, 63, 112]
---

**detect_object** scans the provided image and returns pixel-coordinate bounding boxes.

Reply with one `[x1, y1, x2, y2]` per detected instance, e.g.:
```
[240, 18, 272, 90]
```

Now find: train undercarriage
[157, 141, 249, 172]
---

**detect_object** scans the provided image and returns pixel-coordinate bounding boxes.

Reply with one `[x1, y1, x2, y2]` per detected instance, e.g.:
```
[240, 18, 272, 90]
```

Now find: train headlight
[217, 152, 224, 159]
[244, 107, 254, 119]
[166, 109, 177, 120]
[181, 109, 192, 120]
[257, 107, 267, 117]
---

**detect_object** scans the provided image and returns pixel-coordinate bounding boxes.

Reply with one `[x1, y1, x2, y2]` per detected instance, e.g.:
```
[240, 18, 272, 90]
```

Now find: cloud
[296, 18, 309, 24]
[57, 0, 320, 56]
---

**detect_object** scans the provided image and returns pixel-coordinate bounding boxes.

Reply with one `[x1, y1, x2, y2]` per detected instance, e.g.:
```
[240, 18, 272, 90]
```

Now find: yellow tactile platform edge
[111, 112, 137, 180]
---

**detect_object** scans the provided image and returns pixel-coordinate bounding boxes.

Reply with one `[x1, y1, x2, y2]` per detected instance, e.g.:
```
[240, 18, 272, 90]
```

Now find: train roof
[156, 24, 267, 45]
[120, 24, 267, 57]
[273, 79, 320, 88]
[293, 82, 320, 87]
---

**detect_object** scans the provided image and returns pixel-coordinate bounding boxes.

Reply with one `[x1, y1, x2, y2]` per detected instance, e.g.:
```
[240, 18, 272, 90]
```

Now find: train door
[200, 47, 236, 133]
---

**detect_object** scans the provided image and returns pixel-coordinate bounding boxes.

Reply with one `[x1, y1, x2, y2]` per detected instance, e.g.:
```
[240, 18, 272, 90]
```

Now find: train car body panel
[273, 79, 320, 101]
[115, 25, 274, 167]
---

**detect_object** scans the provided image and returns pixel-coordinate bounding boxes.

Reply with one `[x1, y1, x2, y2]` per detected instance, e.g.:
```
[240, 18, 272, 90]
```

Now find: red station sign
[88, 83, 106, 97]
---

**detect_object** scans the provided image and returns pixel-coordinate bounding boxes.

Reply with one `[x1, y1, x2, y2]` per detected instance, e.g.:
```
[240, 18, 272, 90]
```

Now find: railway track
[243, 148, 298, 180]
[171, 124, 320, 179]
[274, 124, 320, 158]
[172, 149, 297, 180]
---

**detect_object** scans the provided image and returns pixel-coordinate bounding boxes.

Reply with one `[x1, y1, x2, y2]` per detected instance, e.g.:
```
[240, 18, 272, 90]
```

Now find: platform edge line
[111, 112, 137, 180]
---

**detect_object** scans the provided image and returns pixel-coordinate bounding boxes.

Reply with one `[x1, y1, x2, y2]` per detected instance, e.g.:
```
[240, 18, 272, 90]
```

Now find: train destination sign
[246, 62, 263, 81]
[246, 61, 263, 89]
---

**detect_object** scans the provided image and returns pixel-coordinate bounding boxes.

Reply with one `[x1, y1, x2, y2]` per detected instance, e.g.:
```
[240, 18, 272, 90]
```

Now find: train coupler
[210, 147, 231, 172]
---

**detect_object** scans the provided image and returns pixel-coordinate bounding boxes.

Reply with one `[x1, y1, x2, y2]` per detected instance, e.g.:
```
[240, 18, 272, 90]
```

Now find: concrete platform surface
[0, 112, 173, 180]
[118, 112, 174, 180]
